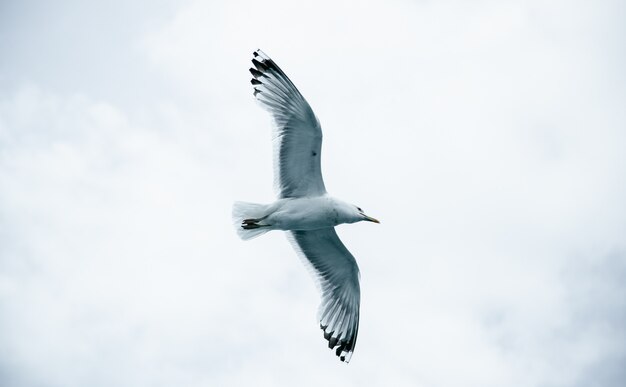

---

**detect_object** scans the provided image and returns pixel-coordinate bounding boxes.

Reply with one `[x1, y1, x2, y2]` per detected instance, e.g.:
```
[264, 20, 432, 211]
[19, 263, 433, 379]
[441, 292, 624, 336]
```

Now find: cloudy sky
[1, 0, 625, 386]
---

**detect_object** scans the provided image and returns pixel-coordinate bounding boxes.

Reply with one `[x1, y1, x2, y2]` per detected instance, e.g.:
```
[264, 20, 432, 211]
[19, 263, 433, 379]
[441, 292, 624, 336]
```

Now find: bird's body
[236, 196, 363, 233]
[233, 49, 378, 363]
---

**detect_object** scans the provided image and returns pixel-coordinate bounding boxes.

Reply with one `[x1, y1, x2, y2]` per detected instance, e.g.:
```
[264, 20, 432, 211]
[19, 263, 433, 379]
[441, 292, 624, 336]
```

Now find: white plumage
[233, 49, 379, 363]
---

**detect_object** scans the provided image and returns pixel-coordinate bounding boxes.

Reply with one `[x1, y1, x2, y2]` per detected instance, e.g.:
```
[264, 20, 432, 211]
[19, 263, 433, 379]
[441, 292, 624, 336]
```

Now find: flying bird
[233, 49, 379, 363]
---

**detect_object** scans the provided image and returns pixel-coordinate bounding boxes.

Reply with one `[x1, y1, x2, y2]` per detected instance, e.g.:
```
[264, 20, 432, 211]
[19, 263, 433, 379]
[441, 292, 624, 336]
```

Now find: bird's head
[343, 204, 380, 224]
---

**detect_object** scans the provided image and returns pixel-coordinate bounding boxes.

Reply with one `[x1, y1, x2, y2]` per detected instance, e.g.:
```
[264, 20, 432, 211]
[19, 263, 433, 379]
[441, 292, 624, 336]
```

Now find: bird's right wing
[249, 50, 326, 198]
[287, 228, 361, 363]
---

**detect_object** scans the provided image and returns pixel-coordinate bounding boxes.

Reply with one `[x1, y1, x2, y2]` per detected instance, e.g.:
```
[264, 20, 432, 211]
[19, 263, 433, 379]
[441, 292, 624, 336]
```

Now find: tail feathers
[232, 201, 271, 240]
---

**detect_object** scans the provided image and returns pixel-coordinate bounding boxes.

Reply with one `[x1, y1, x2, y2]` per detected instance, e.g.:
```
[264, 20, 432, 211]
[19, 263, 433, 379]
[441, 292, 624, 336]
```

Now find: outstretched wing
[250, 49, 326, 198]
[287, 228, 361, 363]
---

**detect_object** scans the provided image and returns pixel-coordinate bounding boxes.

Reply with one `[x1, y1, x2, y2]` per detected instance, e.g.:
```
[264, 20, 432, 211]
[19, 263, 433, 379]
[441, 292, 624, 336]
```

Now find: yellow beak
[363, 215, 380, 224]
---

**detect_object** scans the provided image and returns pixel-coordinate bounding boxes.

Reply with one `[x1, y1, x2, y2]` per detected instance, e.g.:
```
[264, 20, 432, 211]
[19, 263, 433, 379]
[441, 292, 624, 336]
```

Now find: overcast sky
[1, 0, 625, 386]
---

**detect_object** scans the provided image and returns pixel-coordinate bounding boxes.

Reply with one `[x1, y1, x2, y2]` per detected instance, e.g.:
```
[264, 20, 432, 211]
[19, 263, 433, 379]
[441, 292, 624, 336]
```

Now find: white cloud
[1, 1, 625, 386]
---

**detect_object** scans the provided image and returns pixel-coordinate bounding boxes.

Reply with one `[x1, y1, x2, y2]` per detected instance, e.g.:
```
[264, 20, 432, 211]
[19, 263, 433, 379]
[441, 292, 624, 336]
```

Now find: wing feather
[287, 228, 360, 363]
[250, 49, 326, 198]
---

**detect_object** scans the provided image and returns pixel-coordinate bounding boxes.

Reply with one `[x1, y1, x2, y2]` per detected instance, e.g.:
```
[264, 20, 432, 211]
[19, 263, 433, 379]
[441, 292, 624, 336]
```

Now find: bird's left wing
[250, 50, 326, 198]
[287, 228, 361, 363]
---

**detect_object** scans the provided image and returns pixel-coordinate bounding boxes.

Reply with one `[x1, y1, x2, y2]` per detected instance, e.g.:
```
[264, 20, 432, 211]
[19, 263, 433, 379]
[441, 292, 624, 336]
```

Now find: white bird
[233, 49, 379, 363]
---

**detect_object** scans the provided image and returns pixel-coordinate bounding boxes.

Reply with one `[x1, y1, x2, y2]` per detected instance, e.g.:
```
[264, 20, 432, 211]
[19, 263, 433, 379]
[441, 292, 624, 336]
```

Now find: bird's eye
[357, 207, 362, 212]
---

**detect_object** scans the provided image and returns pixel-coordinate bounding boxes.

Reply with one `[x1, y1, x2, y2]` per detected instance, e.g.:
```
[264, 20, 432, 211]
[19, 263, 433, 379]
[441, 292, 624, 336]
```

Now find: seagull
[233, 49, 379, 363]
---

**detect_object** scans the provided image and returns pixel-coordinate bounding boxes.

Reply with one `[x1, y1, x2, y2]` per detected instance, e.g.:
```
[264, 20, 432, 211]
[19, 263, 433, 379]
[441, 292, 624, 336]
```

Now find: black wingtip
[252, 58, 268, 72]
[250, 78, 262, 85]
[323, 330, 332, 341]
[249, 67, 263, 78]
